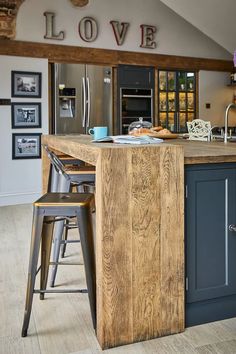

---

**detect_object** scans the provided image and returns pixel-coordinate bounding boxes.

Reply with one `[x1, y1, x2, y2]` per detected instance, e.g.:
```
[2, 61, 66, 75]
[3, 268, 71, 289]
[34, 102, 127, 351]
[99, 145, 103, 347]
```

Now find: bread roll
[156, 128, 171, 135]
[152, 126, 163, 132]
[129, 128, 150, 135]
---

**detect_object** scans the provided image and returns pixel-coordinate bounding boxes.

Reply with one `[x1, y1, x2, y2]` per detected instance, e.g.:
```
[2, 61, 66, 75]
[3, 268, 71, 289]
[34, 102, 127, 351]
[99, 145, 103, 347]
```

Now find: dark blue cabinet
[117, 65, 154, 88]
[185, 163, 236, 326]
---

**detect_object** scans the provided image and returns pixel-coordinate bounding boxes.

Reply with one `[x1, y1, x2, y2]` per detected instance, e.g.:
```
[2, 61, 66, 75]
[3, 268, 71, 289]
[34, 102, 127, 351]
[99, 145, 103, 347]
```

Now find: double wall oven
[120, 87, 153, 134]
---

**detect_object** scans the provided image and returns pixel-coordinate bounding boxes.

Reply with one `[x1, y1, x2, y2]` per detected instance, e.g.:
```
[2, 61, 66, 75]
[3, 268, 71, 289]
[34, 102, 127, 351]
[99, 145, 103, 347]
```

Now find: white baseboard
[0, 192, 41, 206]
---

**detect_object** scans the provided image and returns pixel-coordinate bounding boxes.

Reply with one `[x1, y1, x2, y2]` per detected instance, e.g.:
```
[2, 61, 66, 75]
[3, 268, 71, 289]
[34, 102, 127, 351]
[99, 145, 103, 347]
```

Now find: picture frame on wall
[11, 71, 42, 98]
[12, 133, 42, 159]
[11, 102, 41, 128]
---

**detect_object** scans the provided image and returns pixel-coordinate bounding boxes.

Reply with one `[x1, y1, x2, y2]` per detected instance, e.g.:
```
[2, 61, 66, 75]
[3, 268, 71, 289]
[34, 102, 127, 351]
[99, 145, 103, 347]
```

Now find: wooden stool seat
[35, 192, 93, 206]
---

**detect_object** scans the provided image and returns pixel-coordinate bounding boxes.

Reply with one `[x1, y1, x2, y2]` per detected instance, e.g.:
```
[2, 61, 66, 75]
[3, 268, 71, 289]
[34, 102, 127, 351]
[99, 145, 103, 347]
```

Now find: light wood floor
[1, 204, 236, 354]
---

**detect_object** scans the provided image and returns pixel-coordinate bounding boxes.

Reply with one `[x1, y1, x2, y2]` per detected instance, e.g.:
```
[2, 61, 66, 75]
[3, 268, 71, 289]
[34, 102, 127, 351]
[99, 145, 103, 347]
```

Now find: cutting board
[148, 132, 179, 139]
[130, 132, 179, 139]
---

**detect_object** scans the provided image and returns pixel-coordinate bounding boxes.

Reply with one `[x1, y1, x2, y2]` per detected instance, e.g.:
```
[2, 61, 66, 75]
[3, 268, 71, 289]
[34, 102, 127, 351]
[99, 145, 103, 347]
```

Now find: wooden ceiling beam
[0, 39, 233, 72]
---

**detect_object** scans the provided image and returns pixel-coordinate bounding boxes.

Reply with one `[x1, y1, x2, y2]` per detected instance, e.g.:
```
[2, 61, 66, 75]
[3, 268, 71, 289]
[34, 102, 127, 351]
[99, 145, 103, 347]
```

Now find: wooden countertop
[42, 134, 236, 165]
[42, 134, 182, 166]
[42, 134, 100, 166]
[167, 138, 236, 164]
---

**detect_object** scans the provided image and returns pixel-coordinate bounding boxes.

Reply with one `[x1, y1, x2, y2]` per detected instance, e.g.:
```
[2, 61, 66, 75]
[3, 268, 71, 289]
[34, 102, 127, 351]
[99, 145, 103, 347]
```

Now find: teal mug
[89, 126, 108, 140]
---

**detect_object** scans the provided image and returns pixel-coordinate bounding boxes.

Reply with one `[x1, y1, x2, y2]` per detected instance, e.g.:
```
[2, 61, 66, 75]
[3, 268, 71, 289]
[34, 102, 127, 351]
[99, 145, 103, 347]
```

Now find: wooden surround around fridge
[42, 134, 184, 349]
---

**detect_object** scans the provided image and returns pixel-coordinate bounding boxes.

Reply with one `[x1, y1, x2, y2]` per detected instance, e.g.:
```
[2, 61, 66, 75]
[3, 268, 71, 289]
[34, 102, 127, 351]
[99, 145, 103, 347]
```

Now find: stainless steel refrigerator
[52, 63, 113, 135]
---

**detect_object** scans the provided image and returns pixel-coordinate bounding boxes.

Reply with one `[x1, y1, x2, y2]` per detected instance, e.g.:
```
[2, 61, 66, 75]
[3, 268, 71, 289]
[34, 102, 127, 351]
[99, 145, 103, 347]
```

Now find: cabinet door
[118, 65, 154, 87]
[158, 70, 196, 132]
[186, 166, 236, 303]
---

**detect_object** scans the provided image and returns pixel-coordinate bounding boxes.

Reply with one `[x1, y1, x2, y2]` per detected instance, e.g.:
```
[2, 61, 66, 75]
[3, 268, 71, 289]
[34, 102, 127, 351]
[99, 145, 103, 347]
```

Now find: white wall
[16, 0, 231, 59]
[0, 56, 48, 206]
[199, 71, 236, 127]
[0, 0, 233, 206]
[160, 0, 236, 54]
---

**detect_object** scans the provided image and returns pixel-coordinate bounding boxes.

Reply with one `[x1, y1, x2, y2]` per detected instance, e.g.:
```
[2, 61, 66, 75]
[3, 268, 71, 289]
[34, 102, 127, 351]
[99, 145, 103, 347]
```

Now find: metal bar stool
[44, 145, 95, 287]
[45, 147, 89, 193]
[21, 192, 96, 337]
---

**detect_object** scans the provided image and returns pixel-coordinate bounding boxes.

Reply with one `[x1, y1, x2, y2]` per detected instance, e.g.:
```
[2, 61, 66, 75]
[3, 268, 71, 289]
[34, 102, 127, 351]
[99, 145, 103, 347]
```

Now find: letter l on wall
[44, 12, 65, 40]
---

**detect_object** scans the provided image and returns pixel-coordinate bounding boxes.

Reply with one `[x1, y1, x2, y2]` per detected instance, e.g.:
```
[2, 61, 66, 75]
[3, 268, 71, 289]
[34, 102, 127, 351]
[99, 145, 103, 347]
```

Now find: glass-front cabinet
[158, 70, 197, 132]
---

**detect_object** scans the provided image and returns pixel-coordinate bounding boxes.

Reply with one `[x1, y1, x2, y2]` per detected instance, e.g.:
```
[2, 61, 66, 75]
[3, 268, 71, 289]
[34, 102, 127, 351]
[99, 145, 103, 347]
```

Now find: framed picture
[11, 71, 42, 98]
[12, 133, 42, 159]
[11, 102, 41, 128]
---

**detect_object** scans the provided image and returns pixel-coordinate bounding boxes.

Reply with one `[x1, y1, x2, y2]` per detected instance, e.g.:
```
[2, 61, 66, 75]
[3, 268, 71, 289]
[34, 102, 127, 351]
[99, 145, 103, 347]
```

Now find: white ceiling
[160, 0, 236, 55]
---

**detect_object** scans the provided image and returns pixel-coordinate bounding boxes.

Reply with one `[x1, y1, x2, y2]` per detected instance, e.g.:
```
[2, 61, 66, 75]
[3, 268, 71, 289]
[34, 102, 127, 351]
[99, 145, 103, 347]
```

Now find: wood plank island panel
[42, 134, 185, 349]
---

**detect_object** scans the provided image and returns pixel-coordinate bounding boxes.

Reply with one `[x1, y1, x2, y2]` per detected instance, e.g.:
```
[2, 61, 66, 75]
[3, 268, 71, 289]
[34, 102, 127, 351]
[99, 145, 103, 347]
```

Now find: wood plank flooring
[1, 204, 236, 354]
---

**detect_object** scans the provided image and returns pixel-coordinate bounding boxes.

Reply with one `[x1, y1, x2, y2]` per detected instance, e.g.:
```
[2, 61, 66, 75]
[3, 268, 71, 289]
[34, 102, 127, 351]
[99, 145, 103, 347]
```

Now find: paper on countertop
[92, 135, 164, 145]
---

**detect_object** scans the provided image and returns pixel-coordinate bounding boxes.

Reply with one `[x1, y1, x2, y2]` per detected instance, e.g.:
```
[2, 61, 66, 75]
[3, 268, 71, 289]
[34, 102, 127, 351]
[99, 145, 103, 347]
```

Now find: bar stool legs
[50, 219, 65, 287]
[60, 219, 70, 258]
[76, 206, 96, 329]
[48, 165, 60, 192]
[40, 217, 54, 300]
[50, 176, 71, 287]
[21, 207, 44, 337]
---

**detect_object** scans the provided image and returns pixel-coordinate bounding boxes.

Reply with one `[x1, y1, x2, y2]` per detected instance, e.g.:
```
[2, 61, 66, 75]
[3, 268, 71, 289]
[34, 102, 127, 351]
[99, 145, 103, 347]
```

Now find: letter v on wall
[110, 21, 129, 46]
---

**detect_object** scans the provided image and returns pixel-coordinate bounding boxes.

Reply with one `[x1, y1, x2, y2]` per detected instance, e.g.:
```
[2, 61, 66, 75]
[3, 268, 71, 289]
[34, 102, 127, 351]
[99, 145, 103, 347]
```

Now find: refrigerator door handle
[87, 77, 91, 128]
[82, 77, 86, 128]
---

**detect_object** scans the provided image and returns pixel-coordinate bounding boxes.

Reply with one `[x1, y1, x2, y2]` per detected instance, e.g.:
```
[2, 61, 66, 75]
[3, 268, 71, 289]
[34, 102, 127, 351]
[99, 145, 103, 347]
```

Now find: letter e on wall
[140, 24, 157, 49]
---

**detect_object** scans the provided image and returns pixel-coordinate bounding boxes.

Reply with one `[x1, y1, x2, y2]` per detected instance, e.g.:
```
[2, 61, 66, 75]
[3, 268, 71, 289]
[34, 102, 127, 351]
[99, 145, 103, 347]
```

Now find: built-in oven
[120, 88, 153, 134]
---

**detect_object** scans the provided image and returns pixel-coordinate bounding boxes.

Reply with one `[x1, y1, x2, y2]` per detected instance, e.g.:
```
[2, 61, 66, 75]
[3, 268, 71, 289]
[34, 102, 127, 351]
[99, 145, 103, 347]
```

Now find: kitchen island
[42, 135, 236, 349]
[42, 134, 184, 349]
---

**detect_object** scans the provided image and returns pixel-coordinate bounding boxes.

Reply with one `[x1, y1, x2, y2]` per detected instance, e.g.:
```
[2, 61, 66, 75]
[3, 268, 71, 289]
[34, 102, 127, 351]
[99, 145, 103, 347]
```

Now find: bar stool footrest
[60, 239, 80, 244]
[34, 289, 88, 294]
[50, 261, 83, 266]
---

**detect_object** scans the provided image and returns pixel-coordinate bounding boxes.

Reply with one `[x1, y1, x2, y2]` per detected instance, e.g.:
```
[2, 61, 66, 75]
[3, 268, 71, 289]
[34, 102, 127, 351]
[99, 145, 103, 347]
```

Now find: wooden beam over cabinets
[0, 39, 233, 72]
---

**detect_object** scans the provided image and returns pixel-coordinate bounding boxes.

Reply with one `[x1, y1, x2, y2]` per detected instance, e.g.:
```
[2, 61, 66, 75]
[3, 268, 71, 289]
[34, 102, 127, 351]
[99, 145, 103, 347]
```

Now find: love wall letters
[44, 12, 157, 49]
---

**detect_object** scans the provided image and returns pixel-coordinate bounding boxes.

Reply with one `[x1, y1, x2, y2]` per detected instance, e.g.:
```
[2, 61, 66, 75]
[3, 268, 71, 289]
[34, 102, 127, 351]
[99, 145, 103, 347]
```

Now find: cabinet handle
[229, 224, 236, 232]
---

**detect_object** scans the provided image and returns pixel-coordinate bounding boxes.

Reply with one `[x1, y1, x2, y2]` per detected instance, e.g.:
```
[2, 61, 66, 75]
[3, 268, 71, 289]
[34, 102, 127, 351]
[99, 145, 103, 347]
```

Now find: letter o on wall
[78, 17, 98, 42]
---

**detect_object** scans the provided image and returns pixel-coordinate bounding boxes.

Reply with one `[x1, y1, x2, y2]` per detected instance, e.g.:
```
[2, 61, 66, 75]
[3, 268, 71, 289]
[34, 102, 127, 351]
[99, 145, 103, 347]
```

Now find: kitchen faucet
[224, 103, 236, 143]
